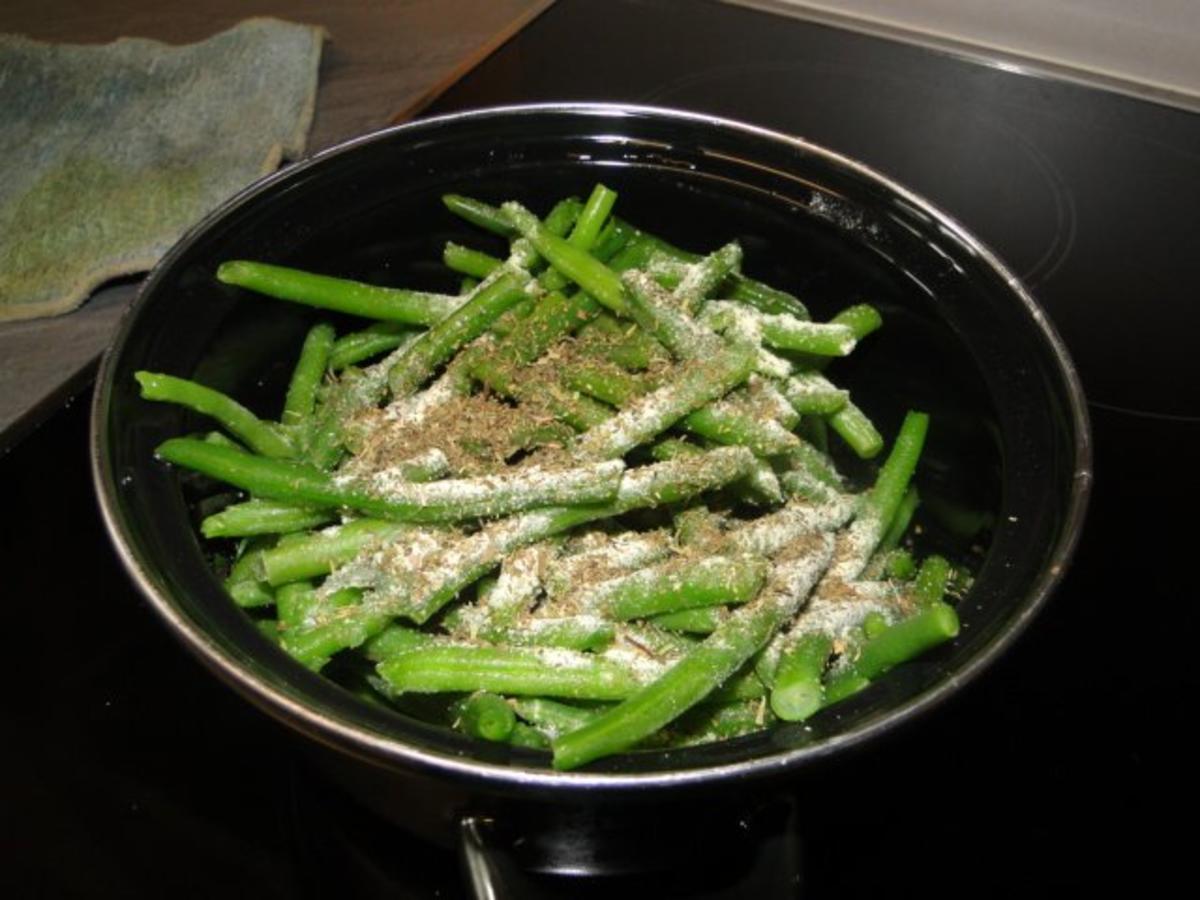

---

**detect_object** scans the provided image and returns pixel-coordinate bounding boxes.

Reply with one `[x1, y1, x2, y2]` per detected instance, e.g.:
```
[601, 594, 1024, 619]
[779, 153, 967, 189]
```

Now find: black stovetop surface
[5, 0, 1194, 895]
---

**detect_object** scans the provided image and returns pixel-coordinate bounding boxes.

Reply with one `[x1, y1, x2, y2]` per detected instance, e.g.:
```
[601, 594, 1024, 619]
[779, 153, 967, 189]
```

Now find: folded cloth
[0, 18, 324, 322]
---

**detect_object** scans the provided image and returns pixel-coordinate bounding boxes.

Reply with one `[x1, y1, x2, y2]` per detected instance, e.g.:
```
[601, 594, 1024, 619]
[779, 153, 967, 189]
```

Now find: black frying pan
[91, 104, 1091, 883]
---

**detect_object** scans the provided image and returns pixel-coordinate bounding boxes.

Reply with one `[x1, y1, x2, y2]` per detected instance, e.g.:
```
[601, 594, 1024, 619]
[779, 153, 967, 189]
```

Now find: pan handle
[457, 796, 802, 898]
[459, 815, 529, 900]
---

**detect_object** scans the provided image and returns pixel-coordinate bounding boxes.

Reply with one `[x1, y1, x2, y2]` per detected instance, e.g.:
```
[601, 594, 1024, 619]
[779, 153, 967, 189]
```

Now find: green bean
[448, 188, 609, 309]
[445, 194, 589, 284]
[511, 697, 604, 739]
[769, 633, 832, 721]
[487, 290, 535, 339]
[217, 260, 462, 325]
[688, 444, 794, 504]
[831, 303, 883, 340]
[561, 362, 656, 406]
[565, 183, 618, 256]
[465, 248, 656, 403]
[620, 270, 723, 360]
[828, 401, 885, 459]
[617, 622, 697, 659]
[468, 292, 590, 385]
[255, 618, 281, 641]
[387, 269, 529, 397]
[382, 446, 755, 625]
[862, 547, 918, 581]
[442, 193, 515, 235]
[306, 334, 466, 470]
[709, 305, 857, 357]
[779, 372, 849, 416]
[259, 519, 413, 586]
[911, 555, 952, 608]
[569, 554, 768, 621]
[669, 700, 774, 746]
[625, 232, 810, 319]
[725, 495, 856, 558]
[671, 241, 743, 315]
[672, 505, 724, 549]
[821, 673, 871, 705]
[328, 323, 413, 371]
[202, 431, 245, 451]
[304, 368, 390, 470]
[888, 549, 918, 581]
[281, 323, 336, 427]
[357, 448, 453, 484]
[136, 372, 295, 459]
[779, 467, 844, 505]
[552, 535, 833, 769]
[800, 415, 830, 455]
[682, 399, 800, 457]
[281, 607, 392, 671]
[780, 440, 845, 490]
[466, 304, 626, 422]
[454, 691, 517, 742]
[362, 623, 433, 662]
[566, 356, 783, 459]
[545, 532, 673, 598]
[605, 328, 669, 371]
[276, 582, 360, 633]
[649, 437, 702, 461]
[224, 546, 274, 608]
[518, 375, 619, 432]
[228, 581, 274, 610]
[569, 361, 795, 464]
[502, 202, 629, 314]
[201, 499, 336, 539]
[591, 217, 635, 261]
[158, 437, 624, 525]
[727, 277, 810, 320]
[823, 601, 959, 705]
[447, 542, 548, 632]
[879, 486, 920, 553]
[442, 194, 582, 238]
[649, 606, 727, 634]
[767, 307, 877, 355]
[572, 344, 756, 460]
[543, 196, 588, 236]
[863, 611, 889, 639]
[708, 664, 769, 703]
[824, 411, 928, 585]
[443, 241, 501, 278]
[377, 644, 646, 701]
[491, 615, 617, 652]
[867, 412, 930, 532]
[508, 722, 552, 749]
[273, 581, 313, 630]
[343, 458, 626, 520]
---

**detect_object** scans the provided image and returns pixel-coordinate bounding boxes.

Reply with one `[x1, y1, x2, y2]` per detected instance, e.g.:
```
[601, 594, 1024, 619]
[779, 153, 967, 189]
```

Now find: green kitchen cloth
[0, 18, 324, 322]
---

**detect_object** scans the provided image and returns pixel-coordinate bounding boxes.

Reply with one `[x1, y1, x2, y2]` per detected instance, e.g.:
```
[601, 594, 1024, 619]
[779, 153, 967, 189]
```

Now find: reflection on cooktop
[641, 58, 1080, 288]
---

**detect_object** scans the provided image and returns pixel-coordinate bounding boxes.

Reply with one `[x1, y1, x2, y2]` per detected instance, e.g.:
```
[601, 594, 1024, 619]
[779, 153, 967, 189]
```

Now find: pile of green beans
[141, 183, 967, 770]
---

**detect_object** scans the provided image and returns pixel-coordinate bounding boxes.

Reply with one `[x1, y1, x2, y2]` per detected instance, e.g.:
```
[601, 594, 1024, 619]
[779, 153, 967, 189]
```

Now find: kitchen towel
[0, 17, 324, 321]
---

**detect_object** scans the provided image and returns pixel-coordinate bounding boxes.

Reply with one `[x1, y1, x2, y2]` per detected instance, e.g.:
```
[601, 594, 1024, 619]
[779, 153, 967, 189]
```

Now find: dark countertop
[3, 0, 1191, 895]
